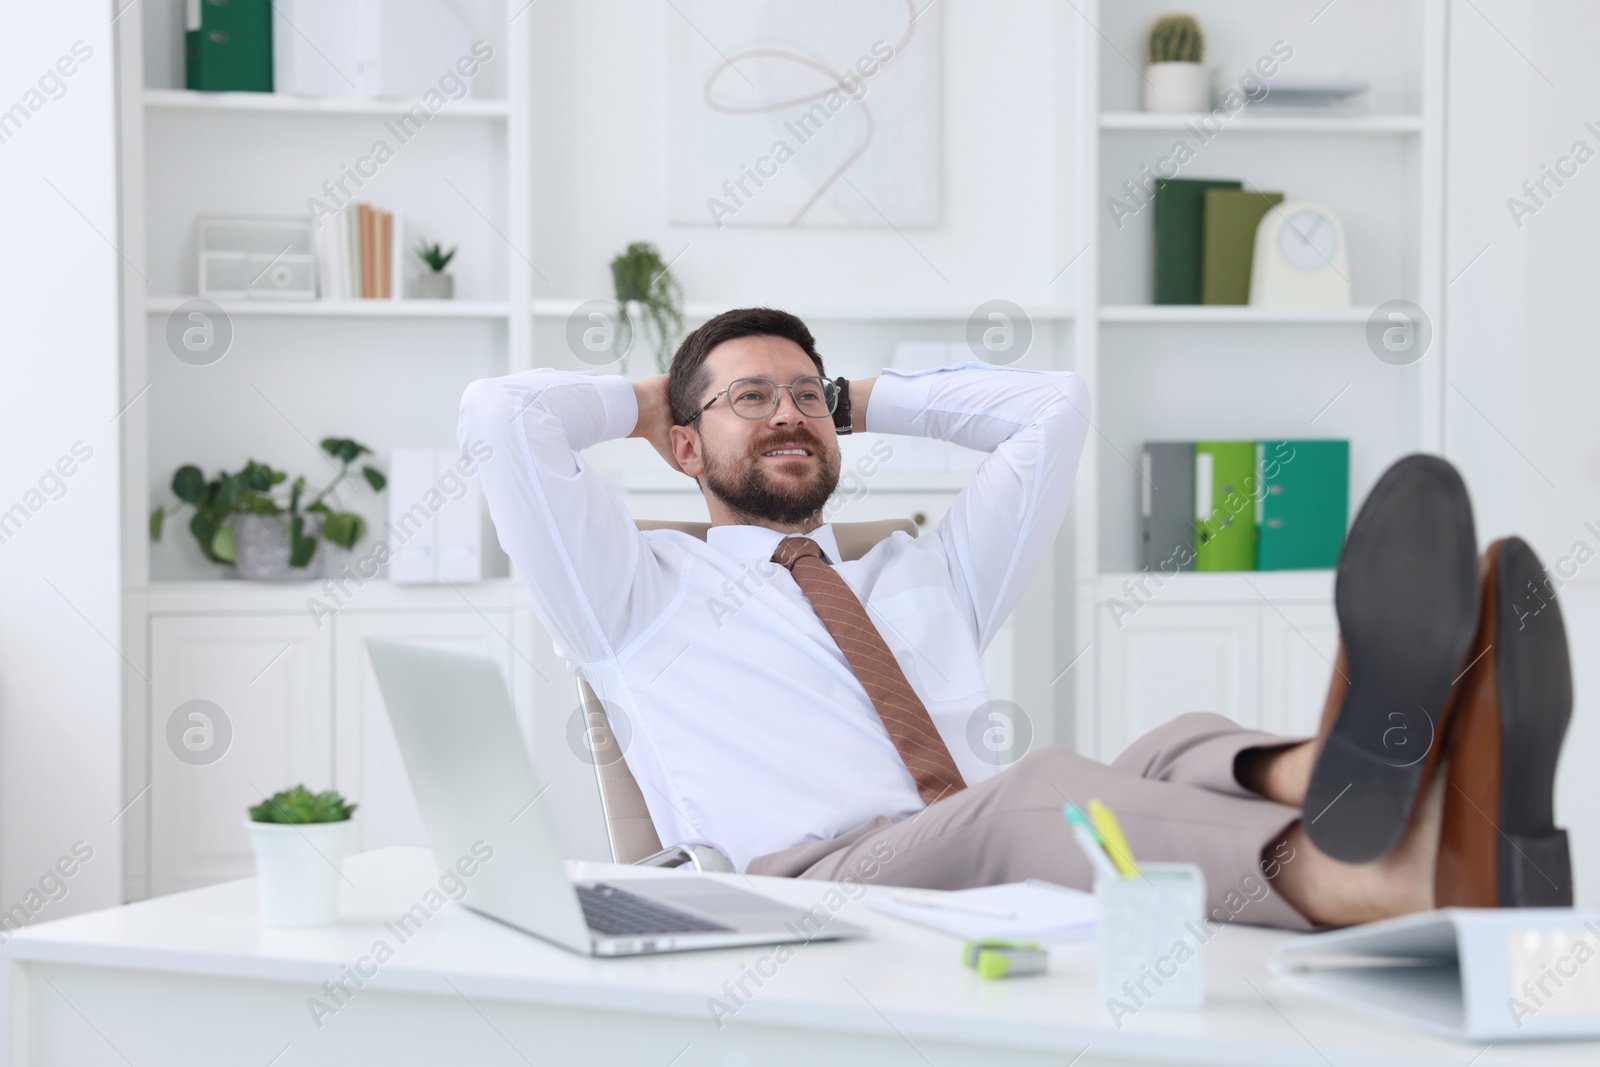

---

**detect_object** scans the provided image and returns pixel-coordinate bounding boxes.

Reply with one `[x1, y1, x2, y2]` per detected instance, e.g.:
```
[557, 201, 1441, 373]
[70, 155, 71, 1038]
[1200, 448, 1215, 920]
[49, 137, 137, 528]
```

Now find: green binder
[1194, 441, 1257, 571]
[1201, 189, 1283, 305]
[186, 0, 273, 93]
[1153, 178, 1242, 305]
[1256, 440, 1350, 570]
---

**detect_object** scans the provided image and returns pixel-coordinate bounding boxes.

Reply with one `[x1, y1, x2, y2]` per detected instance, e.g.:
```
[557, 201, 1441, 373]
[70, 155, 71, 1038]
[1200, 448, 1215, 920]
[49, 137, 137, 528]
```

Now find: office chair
[582, 517, 919, 872]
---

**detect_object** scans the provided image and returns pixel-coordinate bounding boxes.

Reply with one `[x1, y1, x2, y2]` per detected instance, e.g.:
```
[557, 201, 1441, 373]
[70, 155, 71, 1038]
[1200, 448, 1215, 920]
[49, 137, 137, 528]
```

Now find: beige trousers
[747, 712, 1317, 931]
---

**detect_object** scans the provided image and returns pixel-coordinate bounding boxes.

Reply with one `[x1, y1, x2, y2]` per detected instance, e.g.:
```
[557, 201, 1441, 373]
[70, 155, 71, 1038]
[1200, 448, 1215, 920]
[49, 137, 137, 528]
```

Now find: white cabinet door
[1097, 604, 1260, 761]
[331, 611, 515, 853]
[1260, 602, 1340, 739]
[150, 614, 331, 895]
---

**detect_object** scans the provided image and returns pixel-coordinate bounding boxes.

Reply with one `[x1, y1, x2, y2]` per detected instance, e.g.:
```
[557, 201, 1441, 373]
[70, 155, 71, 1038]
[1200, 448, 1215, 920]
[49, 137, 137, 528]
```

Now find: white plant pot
[246, 817, 351, 927]
[234, 514, 323, 581]
[1143, 62, 1210, 113]
[418, 272, 454, 299]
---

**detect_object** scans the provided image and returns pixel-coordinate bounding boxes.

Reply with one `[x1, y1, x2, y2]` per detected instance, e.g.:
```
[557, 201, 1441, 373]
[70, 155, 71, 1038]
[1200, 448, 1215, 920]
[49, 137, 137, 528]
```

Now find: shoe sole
[1442, 537, 1574, 906]
[1303, 455, 1479, 863]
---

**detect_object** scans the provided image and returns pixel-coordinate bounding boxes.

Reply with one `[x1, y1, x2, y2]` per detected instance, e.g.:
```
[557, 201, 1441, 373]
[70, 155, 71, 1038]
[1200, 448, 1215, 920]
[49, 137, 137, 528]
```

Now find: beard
[701, 427, 841, 526]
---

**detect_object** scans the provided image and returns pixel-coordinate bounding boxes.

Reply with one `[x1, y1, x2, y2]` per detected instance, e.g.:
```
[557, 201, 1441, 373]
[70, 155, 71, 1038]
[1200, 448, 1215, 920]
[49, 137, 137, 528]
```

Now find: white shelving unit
[1067, 0, 1447, 758]
[113, 0, 567, 901]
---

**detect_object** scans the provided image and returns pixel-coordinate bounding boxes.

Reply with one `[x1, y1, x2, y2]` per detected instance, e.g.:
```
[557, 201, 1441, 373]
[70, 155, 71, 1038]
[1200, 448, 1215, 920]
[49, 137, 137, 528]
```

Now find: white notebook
[868, 880, 1096, 943]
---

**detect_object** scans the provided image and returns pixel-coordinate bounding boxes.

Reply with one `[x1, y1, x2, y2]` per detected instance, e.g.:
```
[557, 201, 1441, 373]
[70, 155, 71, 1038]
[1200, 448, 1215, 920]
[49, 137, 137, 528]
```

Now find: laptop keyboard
[578, 883, 734, 936]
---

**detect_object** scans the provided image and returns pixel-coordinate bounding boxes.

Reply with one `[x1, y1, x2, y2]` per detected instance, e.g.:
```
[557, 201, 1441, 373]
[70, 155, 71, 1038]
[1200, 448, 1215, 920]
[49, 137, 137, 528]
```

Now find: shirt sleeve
[863, 361, 1091, 653]
[457, 368, 678, 664]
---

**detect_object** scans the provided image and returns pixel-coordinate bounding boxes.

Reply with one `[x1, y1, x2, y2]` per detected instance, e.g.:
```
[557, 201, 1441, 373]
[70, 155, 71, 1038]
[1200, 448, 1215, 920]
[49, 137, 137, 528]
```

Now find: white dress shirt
[458, 361, 1090, 871]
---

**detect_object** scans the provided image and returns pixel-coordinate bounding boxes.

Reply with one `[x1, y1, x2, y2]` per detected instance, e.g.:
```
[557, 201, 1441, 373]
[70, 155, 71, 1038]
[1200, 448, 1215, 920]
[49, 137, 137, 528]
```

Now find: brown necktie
[771, 536, 966, 806]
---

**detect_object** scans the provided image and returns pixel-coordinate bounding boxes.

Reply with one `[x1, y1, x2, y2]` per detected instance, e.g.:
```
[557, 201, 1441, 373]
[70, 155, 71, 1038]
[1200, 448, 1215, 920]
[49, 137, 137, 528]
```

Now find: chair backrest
[584, 517, 918, 863]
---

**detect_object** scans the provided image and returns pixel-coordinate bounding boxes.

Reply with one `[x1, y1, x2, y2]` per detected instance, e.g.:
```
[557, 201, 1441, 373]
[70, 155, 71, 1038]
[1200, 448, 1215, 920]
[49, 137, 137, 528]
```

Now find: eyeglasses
[686, 376, 838, 424]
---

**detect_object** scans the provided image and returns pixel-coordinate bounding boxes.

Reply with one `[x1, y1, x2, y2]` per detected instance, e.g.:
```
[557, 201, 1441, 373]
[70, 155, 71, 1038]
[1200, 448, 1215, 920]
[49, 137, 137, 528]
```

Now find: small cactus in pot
[1142, 13, 1209, 113]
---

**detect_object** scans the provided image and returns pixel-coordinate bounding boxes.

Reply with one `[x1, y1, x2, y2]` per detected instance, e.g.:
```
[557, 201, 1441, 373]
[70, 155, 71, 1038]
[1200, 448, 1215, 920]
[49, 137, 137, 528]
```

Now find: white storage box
[198, 217, 318, 301]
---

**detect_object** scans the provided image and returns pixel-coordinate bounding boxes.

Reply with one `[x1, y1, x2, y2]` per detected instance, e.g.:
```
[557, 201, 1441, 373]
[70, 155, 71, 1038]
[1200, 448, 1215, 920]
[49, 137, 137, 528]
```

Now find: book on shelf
[1202, 189, 1283, 305]
[313, 202, 403, 300]
[1153, 178, 1241, 305]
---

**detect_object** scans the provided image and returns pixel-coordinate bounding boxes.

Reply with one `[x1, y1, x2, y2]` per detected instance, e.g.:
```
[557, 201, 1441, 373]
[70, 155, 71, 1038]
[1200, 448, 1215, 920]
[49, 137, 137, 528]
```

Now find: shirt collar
[704, 523, 843, 566]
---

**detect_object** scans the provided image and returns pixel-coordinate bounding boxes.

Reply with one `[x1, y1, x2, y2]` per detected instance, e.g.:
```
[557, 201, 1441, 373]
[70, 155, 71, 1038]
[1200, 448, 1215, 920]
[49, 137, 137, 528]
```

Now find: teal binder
[186, 0, 273, 93]
[1256, 441, 1350, 570]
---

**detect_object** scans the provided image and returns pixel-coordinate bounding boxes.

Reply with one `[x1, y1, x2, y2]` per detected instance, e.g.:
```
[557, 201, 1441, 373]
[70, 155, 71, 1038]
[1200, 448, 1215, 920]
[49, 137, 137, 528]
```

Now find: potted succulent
[247, 784, 357, 927]
[150, 437, 386, 580]
[415, 241, 457, 299]
[1143, 13, 1208, 113]
[610, 241, 685, 375]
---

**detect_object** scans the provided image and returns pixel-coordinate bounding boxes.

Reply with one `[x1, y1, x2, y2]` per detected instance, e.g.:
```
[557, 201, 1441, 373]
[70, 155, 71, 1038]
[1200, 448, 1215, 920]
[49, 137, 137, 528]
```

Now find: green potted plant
[1143, 13, 1207, 113]
[247, 784, 358, 927]
[610, 241, 685, 375]
[415, 241, 457, 299]
[150, 437, 386, 580]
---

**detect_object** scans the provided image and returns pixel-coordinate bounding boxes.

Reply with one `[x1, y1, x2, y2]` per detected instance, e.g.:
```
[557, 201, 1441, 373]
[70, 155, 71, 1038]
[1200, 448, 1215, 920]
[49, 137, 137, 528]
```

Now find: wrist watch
[832, 376, 853, 435]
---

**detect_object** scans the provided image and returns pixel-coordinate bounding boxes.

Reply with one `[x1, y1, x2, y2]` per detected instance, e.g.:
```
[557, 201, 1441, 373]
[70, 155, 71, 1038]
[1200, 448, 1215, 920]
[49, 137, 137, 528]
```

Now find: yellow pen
[1087, 798, 1141, 878]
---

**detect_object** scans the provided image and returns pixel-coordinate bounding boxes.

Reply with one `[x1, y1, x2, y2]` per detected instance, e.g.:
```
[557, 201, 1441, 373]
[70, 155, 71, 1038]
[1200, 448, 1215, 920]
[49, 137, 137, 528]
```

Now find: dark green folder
[1194, 441, 1257, 572]
[1201, 189, 1283, 305]
[1153, 178, 1241, 305]
[1256, 440, 1350, 570]
[186, 0, 273, 93]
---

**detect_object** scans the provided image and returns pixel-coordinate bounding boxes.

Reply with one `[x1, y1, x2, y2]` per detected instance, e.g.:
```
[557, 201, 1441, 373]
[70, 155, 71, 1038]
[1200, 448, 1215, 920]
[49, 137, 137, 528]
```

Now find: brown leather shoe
[1435, 537, 1574, 907]
[1302, 454, 1480, 863]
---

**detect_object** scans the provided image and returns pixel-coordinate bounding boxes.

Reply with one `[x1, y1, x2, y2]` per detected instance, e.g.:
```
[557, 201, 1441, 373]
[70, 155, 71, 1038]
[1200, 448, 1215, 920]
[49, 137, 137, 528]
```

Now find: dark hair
[667, 307, 826, 426]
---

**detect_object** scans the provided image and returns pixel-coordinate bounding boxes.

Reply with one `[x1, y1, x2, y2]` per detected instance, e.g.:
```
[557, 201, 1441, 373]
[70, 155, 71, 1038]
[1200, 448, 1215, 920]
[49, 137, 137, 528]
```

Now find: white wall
[1446, 0, 1600, 906]
[0, 3, 123, 919]
[525, 0, 1063, 310]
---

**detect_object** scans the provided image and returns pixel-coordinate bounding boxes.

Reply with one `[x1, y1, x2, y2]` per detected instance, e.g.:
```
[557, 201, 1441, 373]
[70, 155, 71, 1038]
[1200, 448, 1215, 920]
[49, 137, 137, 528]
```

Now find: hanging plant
[610, 241, 685, 374]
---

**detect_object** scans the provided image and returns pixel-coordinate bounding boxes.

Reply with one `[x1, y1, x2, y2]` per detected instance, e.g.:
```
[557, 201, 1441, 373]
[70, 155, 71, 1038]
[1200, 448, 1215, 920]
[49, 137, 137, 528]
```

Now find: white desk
[4, 847, 1597, 1066]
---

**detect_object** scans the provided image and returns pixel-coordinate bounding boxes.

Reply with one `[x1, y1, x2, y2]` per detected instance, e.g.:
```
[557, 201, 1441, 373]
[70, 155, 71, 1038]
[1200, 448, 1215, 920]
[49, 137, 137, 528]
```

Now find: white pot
[418, 272, 454, 299]
[1143, 62, 1210, 113]
[246, 816, 351, 927]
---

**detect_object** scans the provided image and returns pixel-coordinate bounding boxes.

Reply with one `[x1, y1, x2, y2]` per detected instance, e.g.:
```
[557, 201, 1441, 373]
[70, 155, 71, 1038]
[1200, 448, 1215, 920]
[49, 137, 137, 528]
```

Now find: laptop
[365, 639, 868, 957]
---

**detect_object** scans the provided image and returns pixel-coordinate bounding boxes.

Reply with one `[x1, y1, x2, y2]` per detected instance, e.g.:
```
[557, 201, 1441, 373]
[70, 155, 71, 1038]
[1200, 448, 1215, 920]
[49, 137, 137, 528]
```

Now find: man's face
[685, 335, 841, 525]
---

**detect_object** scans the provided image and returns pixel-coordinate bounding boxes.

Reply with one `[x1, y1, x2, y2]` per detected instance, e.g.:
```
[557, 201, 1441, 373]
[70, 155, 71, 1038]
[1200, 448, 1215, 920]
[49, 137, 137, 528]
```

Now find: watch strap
[832, 376, 853, 435]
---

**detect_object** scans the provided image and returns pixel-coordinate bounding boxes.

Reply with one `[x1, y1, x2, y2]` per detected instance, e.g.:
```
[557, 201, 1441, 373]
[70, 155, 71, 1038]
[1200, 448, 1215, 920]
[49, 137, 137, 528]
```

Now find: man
[460, 307, 1573, 931]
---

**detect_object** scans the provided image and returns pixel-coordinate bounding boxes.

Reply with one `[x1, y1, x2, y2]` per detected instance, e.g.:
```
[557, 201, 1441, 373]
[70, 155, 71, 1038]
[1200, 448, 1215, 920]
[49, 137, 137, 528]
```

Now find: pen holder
[1095, 862, 1206, 1010]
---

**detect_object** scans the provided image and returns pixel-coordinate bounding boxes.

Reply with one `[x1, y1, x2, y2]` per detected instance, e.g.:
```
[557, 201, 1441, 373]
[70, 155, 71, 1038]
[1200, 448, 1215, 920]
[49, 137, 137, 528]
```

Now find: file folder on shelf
[1140, 442, 1196, 573]
[1256, 439, 1349, 570]
[186, 0, 274, 93]
[1193, 441, 1256, 571]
